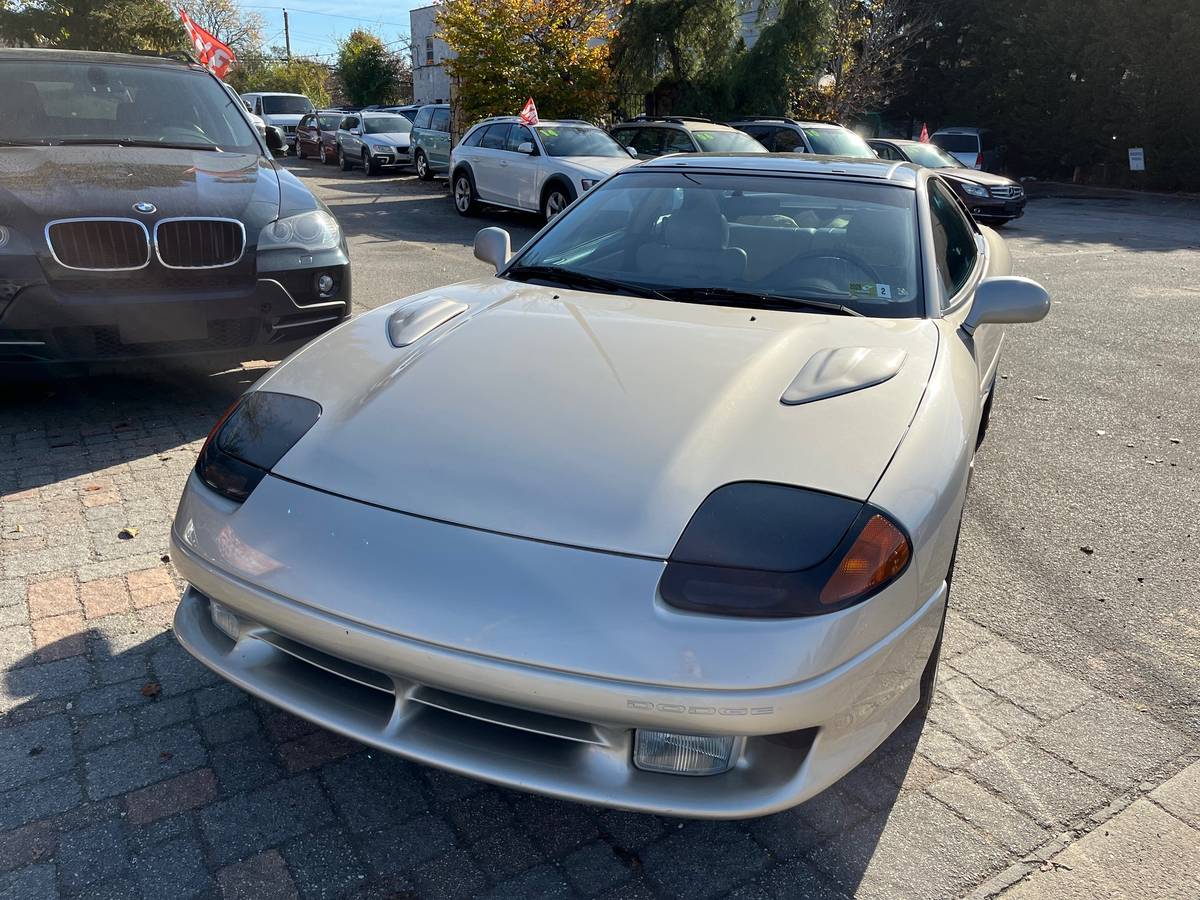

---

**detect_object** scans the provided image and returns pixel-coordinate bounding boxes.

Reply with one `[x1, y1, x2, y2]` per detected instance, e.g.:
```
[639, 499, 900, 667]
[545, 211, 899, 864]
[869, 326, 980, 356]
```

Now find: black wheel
[296, 142, 306, 160]
[365, 152, 381, 176]
[914, 528, 959, 716]
[542, 182, 575, 222]
[415, 150, 432, 181]
[453, 171, 478, 216]
[338, 145, 352, 171]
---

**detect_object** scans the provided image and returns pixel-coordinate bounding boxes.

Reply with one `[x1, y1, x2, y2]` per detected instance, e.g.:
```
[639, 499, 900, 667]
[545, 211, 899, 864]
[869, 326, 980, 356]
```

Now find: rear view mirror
[516, 141, 535, 155]
[963, 276, 1050, 333]
[626, 146, 638, 158]
[474, 226, 512, 273]
[265, 128, 285, 153]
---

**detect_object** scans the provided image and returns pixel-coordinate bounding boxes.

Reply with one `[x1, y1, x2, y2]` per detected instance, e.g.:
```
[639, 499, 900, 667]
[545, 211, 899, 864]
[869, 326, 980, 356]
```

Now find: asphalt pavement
[0, 160, 1197, 900]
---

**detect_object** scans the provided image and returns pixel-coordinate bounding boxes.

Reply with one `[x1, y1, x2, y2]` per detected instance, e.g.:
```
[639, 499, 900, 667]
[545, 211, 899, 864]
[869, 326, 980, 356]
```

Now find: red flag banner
[179, 8, 236, 79]
[518, 97, 539, 126]
[918, 122, 930, 143]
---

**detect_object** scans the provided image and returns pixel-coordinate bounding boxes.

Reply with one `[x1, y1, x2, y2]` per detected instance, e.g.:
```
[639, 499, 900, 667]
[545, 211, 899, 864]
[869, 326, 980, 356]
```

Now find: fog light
[209, 599, 240, 641]
[316, 273, 335, 297]
[633, 730, 741, 776]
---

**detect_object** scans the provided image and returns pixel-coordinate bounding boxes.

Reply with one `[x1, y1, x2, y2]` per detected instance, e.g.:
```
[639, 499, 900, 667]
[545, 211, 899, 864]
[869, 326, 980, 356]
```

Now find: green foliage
[335, 29, 403, 107]
[227, 55, 332, 107]
[0, 0, 186, 53]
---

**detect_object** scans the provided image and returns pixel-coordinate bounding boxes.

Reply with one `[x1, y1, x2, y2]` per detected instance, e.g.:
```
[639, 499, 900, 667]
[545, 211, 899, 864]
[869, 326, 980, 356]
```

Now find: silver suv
[609, 116, 767, 160]
[729, 118, 877, 158]
[450, 118, 637, 221]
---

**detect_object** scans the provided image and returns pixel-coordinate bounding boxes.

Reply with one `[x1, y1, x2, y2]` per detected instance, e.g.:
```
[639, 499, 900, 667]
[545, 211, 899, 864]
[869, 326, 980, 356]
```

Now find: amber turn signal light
[819, 514, 911, 606]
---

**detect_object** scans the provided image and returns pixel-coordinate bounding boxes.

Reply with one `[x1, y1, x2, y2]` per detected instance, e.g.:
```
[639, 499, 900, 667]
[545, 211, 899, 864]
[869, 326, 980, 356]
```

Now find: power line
[240, 5, 411, 30]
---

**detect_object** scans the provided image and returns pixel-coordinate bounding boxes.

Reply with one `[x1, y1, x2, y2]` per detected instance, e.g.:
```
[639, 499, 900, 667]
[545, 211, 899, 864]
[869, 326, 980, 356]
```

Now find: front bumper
[0, 265, 350, 366]
[370, 148, 412, 168]
[964, 196, 1026, 221]
[171, 514, 944, 819]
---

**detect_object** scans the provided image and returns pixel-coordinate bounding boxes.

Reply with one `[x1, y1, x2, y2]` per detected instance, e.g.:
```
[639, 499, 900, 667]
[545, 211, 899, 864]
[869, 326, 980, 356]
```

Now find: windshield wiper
[655, 287, 863, 316]
[506, 265, 671, 301]
[0, 138, 51, 146]
[53, 139, 219, 151]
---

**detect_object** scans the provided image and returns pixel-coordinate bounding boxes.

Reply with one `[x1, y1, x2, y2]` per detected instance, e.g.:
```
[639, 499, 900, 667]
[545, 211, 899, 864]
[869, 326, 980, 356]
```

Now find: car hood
[264, 279, 939, 558]
[940, 168, 1016, 188]
[364, 132, 412, 146]
[263, 113, 306, 127]
[558, 156, 636, 178]
[0, 146, 282, 228]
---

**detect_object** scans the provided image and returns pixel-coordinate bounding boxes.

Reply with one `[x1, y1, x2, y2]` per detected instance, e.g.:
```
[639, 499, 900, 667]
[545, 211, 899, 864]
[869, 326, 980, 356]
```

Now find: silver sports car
[171, 154, 1049, 818]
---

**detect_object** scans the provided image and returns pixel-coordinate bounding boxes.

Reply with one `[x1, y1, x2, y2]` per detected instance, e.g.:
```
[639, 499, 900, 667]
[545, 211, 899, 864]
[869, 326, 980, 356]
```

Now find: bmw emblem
[133, 201, 157, 215]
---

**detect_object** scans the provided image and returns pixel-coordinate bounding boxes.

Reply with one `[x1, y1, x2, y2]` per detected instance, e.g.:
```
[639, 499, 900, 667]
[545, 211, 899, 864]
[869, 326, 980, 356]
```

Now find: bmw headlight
[580, 178, 599, 191]
[258, 210, 341, 253]
[960, 182, 989, 198]
[0, 225, 10, 249]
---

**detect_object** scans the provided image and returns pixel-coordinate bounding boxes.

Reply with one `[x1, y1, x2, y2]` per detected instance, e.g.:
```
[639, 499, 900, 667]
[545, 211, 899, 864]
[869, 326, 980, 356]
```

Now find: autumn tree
[180, 0, 263, 58]
[336, 29, 404, 106]
[228, 54, 333, 107]
[0, 0, 185, 53]
[438, 0, 613, 124]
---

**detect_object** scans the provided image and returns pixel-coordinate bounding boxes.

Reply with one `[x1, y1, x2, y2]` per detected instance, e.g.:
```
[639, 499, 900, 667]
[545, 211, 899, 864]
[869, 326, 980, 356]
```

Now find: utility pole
[283, 9, 292, 60]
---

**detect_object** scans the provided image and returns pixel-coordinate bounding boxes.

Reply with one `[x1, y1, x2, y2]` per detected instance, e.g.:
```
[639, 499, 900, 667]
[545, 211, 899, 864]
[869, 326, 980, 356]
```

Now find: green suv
[411, 104, 452, 180]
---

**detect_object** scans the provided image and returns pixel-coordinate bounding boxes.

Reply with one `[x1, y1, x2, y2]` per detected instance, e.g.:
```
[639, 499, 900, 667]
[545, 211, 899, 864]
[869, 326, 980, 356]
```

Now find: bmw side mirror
[963, 276, 1050, 334]
[516, 141, 535, 155]
[626, 146, 638, 158]
[265, 128, 285, 153]
[474, 227, 511, 273]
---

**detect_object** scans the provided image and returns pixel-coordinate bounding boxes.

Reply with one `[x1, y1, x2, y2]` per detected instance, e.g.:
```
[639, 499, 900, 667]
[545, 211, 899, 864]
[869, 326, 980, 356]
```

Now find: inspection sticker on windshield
[849, 282, 892, 299]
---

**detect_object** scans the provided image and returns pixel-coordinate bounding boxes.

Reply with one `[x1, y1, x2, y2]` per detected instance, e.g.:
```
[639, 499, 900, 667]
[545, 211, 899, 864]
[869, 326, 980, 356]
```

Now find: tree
[336, 29, 403, 107]
[227, 54, 333, 107]
[180, 0, 263, 58]
[0, 0, 185, 53]
[438, 0, 612, 123]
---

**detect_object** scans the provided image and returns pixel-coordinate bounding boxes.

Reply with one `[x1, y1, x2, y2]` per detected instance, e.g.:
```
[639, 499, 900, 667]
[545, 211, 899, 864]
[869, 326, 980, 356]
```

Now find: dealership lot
[1, 164, 1197, 899]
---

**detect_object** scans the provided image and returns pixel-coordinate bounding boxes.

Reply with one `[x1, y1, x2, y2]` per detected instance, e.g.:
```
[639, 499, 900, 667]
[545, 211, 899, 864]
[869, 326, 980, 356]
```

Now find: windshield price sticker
[849, 282, 893, 300]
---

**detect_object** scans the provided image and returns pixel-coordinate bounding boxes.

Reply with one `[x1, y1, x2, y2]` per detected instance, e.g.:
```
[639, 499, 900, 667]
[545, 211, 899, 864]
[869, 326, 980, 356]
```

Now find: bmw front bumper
[170, 473, 944, 819]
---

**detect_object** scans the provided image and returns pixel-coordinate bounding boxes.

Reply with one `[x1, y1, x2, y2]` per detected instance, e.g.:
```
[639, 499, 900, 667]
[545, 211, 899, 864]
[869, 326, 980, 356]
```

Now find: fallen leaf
[160, 554, 170, 564]
[83, 484, 103, 492]
[1080, 546, 1094, 555]
[1096, 430, 1106, 436]
[1169, 438, 1181, 444]
[28, 745, 44, 757]
[117, 527, 139, 540]
[140, 681, 161, 699]
[1035, 396, 1051, 402]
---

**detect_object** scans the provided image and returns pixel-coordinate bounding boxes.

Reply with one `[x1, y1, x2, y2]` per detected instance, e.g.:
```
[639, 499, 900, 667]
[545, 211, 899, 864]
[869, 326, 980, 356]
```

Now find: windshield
[364, 114, 411, 134]
[931, 133, 979, 153]
[901, 142, 963, 168]
[803, 127, 876, 158]
[536, 125, 626, 158]
[0, 59, 260, 152]
[261, 95, 313, 115]
[317, 114, 342, 129]
[691, 130, 767, 153]
[509, 171, 921, 318]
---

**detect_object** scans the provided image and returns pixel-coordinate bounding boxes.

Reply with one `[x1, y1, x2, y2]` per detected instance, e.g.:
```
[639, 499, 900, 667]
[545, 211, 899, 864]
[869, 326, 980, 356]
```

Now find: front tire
[913, 527, 959, 717]
[415, 149, 432, 181]
[339, 145, 352, 172]
[542, 182, 575, 222]
[453, 171, 478, 216]
[296, 143, 306, 160]
[365, 152, 382, 176]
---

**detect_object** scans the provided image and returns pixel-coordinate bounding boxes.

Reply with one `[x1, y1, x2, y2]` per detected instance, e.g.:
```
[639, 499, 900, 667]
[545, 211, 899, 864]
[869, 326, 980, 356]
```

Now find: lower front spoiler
[172, 558, 945, 819]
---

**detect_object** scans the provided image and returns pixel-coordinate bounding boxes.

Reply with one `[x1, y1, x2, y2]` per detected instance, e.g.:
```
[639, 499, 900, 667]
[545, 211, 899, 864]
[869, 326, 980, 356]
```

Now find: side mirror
[351, 129, 362, 137]
[473, 226, 512, 273]
[963, 276, 1050, 333]
[265, 127, 285, 153]
[626, 146, 638, 158]
[516, 141, 535, 155]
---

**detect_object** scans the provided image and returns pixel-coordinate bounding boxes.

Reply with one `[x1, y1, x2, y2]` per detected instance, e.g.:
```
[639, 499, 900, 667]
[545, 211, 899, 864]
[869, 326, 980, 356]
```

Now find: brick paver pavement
[2, 371, 1196, 900]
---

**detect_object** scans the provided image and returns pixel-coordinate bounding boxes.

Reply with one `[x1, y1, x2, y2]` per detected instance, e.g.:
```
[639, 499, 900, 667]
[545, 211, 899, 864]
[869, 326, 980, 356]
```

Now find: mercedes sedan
[171, 154, 1049, 818]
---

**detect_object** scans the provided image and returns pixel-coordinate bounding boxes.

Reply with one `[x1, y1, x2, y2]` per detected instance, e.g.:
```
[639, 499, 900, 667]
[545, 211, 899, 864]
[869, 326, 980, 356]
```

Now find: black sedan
[868, 138, 1026, 225]
[0, 49, 351, 371]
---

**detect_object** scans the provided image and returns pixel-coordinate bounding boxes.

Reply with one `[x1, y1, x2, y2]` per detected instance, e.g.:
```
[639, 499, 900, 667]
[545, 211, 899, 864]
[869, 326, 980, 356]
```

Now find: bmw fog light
[633, 730, 741, 776]
[209, 599, 240, 641]
[316, 272, 336, 297]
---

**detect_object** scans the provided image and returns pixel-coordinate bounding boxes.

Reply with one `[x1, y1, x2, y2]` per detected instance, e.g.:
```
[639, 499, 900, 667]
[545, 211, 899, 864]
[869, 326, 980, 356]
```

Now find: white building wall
[410, 4, 454, 105]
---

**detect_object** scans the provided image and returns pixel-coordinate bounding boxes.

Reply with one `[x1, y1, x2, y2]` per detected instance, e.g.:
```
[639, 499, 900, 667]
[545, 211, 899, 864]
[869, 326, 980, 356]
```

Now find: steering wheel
[784, 251, 883, 287]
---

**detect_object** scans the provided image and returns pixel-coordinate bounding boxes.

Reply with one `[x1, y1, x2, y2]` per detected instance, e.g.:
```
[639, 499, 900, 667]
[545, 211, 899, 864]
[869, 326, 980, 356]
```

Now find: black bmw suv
[0, 49, 351, 369]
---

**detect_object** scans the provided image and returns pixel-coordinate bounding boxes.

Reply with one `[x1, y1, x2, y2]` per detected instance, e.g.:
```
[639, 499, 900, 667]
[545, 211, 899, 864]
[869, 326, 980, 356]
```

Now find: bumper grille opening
[47, 219, 150, 270]
[155, 219, 245, 269]
[53, 318, 259, 359]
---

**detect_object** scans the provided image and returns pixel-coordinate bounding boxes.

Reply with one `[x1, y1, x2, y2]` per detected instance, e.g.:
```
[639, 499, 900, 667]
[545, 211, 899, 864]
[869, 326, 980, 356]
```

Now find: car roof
[468, 117, 597, 129]
[933, 127, 986, 134]
[869, 138, 923, 146]
[614, 117, 741, 132]
[243, 91, 308, 98]
[729, 118, 850, 129]
[0, 47, 202, 69]
[635, 152, 921, 186]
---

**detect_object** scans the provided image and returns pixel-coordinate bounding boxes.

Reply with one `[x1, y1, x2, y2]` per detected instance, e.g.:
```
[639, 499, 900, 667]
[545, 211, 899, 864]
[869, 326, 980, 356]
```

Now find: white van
[240, 92, 315, 154]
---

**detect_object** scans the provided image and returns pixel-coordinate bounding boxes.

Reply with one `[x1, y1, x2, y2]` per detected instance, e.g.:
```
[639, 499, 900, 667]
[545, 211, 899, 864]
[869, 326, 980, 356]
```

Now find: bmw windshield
[508, 170, 922, 318]
[0, 60, 260, 153]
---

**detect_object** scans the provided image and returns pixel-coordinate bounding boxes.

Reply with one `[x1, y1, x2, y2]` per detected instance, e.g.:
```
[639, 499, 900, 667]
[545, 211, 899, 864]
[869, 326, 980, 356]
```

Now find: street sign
[1128, 147, 1146, 171]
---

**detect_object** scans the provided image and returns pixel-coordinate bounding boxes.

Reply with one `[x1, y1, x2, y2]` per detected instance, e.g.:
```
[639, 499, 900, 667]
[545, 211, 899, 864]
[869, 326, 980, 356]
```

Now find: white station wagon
[450, 117, 638, 221]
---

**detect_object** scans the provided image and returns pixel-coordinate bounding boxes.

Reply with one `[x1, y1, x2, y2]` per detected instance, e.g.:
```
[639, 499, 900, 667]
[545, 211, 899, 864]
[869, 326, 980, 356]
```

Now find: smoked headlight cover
[659, 482, 911, 618]
[195, 391, 322, 502]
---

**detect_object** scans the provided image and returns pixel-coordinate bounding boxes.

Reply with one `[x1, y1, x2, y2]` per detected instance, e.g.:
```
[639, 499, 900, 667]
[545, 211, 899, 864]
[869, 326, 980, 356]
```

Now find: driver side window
[928, 179, 978, 301]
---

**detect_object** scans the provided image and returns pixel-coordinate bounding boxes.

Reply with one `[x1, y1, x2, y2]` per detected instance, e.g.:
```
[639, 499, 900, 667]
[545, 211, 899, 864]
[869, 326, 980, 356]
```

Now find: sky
[239, 2, 426, 60]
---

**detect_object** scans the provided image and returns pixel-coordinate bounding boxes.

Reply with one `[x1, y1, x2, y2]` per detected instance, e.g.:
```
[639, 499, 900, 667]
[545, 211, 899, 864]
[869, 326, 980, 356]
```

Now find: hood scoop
[781, 346, 907, 406]
[387, 297, 468, 347]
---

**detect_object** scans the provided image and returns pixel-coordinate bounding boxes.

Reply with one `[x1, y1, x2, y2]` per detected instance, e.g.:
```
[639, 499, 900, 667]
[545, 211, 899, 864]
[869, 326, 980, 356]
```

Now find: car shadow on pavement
[326, 193, 543, 249]
[3, 627, 921, 898]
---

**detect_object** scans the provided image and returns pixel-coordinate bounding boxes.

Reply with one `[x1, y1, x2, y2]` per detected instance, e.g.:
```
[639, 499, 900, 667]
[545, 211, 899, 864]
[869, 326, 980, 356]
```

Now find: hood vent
[387, 297, 468, 347]
[781, 347, 907, 406]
